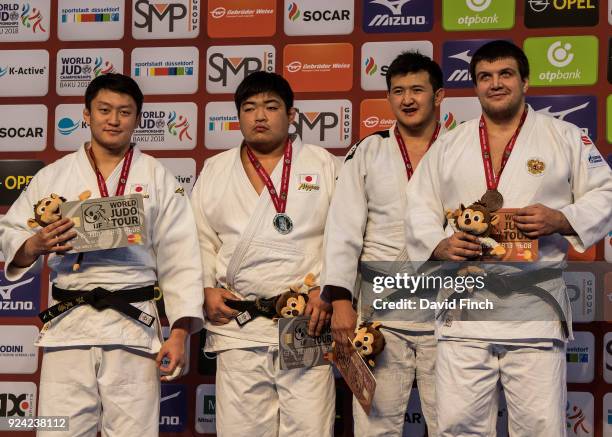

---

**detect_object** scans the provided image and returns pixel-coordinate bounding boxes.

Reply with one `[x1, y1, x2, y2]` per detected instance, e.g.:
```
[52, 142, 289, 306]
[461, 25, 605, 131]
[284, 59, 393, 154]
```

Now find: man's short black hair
[385, 51, 443, 92]
[469, 40, 530, 84]
[85, 73, 144, 115]
[234, 71, 294, 113]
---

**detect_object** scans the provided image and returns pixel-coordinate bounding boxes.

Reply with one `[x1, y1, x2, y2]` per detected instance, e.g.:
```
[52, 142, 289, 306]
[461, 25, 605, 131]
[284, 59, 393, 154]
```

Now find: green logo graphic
[524, 36, 598, 87]
[203, 395, 216, 415]
[442, 0, 515, 31]
[607, 95, 612, 144]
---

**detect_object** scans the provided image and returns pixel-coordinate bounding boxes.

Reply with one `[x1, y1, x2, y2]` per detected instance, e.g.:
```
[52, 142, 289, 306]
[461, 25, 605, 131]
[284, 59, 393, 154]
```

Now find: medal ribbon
[479, 106, 528, 190]
[245, 138, 292, 214]
[394, 123, 441, 180]
[88, 145, 134, 197]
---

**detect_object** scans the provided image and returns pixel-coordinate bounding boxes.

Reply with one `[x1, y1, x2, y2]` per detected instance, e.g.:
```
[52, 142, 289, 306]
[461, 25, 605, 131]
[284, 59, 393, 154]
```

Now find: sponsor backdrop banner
[0, 1, 610, 436]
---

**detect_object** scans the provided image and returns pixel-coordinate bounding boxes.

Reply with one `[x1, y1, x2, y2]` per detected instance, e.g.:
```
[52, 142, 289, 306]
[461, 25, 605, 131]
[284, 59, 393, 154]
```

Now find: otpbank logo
[283, 43, 353, 92]
[58, 0, 124, 41]
[56, 48, 123, 96]
[525, 95, 597, 140]
[207, 0, 275, 38]
[361, 41, 432, 91]
[363, 0, 433, 33]
[0, 1, 49, 42]
[285, 0, 353, 36]
[207, 45, 275, 93]
[359, 99, 395, 138]
[132, 46, 199, 94]
[442, 0, 515, 31]
[524, 36, 598, 86]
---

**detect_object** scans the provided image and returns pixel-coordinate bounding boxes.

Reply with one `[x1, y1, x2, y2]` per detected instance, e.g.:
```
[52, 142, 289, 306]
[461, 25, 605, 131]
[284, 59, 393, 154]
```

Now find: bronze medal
[480, 189, 504, 212]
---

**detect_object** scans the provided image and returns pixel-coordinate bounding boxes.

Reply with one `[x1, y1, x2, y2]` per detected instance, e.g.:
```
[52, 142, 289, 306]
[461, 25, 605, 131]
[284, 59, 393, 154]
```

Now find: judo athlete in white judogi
[191, 72, 338, 436]
[405, 41, 612, 436]
[0, 74, 204, 437]
[322, 52, 445, 437]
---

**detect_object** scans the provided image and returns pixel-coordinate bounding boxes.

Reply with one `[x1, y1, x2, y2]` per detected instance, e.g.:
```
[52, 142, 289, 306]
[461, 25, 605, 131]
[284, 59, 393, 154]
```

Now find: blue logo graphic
[363, 0, 432, 33]
[0, 67, 7, 77]
[525, 95, 597, 141]
[0, 270, 40, 317]
[443, 39, 507, 89]
[159, 384, 187, 433]
[57, 117, 80, 136]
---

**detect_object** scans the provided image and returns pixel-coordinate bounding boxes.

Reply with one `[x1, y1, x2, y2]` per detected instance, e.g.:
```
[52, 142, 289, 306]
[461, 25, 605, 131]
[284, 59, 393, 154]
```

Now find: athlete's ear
[83, 107, 91, 125]
[434, 88, 445, 107]
[287, 107, 297, 124]
[522, 77, 529, 94]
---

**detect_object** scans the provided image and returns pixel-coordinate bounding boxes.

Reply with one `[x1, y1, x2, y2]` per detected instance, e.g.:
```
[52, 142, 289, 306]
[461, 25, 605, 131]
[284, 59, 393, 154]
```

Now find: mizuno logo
[161, 391, 181, 403]
[370, 0, 412, 15]
[449, 50, 472, 65]
[0, 277, 34, 300]
[535, 102, 589, 120]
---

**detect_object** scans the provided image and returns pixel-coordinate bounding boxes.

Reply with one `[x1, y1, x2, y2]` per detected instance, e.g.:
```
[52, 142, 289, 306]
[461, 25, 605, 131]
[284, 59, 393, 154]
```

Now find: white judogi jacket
[0, 145, 205, 352]
[405, 106, 612, 342]
[322, 123, 446, 331]
[191, 136, 339, 351]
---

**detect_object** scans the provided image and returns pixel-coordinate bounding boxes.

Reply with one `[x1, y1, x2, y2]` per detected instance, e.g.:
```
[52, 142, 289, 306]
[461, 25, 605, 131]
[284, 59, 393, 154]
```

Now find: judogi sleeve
[190, 160, 221, 293]
[558, 130, 612, 251]
[404, 138, 449, 262]
[0, 169, 46, 281]
[152, 168, 204, 333]
[321, 140, 370, 297]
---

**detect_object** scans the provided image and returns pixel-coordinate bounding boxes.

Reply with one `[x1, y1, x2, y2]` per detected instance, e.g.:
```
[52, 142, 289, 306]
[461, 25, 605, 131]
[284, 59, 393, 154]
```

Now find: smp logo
[159, 384, 187, 432]
[443, 40, 501, 88]
[207, 45, 275, 93]
[526, 95, 597, 139]
[0, 271, 40, 316]
[133, 0, 199, 38]
[363, 0, 432, 33]
[290, 100, 352, 148]
[564, 271, 595, 323]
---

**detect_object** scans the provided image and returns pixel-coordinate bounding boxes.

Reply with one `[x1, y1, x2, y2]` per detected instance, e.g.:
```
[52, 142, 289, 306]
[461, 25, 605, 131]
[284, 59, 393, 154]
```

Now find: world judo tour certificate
[279, 316, 333, 370]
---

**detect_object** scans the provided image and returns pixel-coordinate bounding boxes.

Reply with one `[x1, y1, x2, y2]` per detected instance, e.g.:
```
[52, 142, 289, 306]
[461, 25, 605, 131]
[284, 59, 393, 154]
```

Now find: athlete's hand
[304, 287, 332, 337]
[513, 204, 574, 238]
[157, 324, 187, 382]
[331, 300, 357, 355]
[13, 218, 76, 267]
[204, 287, 239, 325]
[432, 232, 482, 261]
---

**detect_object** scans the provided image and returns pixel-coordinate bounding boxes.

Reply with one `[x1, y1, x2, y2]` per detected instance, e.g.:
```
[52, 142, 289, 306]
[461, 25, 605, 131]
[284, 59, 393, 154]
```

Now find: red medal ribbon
[245, 138, 292, 214]
[88, 145, 134, 197]
[394, 122, 441, 180]
[479, 106, 528, 190]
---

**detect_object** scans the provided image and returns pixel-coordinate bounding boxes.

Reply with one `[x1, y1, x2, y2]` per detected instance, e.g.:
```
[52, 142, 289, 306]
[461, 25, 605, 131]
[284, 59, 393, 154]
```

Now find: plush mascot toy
[274, 273, 316, 319]
[27, 191, 91, 270]
[352, 321, 386, 369]
[446, 201, 506, 257]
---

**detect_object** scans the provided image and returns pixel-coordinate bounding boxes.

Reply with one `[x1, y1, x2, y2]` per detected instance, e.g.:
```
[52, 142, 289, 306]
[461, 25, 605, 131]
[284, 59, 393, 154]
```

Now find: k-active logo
[159, 384, 187, 432]
[285, 0, 353, 36]
[443, 39, 502, 88]
[525, 0, 598, 28]
[442, 0, 514, 30]
[57, 116, 86, 136]
[207, 45, 275, 93]
[526, 95, 597, 139]
[0, 49, 48, 97]
[133, 0, 199, 39]
[0, 271, 40, 316]
[363, 0, 432, 33]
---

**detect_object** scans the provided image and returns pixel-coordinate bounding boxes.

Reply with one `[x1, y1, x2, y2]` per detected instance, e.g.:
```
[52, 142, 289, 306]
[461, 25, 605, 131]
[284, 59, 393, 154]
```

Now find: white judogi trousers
[352, 329, 437, 437]
[436, 340, 566, 437]
[215, 346, 335, 437]
[37, 346, 160, 437]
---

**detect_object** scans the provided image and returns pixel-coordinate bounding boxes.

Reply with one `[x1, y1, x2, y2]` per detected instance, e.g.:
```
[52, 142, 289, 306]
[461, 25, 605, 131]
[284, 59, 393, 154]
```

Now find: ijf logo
[159, 158, 196, 195]
[440, 97, 482, 130]
[361, 41, 432, 91]
[207, 45, 275, 93]
[0, 104, 47, 151]
[566, 331, 594, 383]
[564, 271, 595, 323]
[54, 104, 89, 151]
[283, 43, 353, 92]
[359, 99, 395, 138]
[0, 1, 49, 42]
[132, 102, 197, 150]
[56, 48, 123, 96]
[525, 0, 598, 28]
[207, 0, 275, 38]
[442, 0, 515, 31]
[159, 384, 187, 432]
[566, 392, 593, 436]
[443, 39, 506, 88]
[0, 49, 48, 96]
[290, 100, 352, 148]
[204, 101, 242, 149]
[0, 325, 38, 374]
[195, 384, 216, 434]
[133, 0, 200, 39]
[132, 46, 198, 95]
[524, 36, 598, 86]
[525, 95, 597, 139]
[0, 382, 36, 418]
[363, 0, 432, 33]
[58, 0, 124, 41]
[285, 0, 354, 36]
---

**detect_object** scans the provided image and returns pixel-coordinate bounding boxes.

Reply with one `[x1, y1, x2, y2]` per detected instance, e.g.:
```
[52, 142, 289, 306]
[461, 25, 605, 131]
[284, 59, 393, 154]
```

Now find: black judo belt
[225, 296, 278, 327]
[39, 285, 156, 327]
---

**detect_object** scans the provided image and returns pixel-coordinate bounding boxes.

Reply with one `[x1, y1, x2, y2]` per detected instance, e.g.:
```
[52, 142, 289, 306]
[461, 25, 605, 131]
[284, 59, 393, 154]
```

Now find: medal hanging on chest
[246, 138, 293, 234]
[478, 106, 527, 211]
[394, 123, 441, 180]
